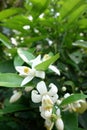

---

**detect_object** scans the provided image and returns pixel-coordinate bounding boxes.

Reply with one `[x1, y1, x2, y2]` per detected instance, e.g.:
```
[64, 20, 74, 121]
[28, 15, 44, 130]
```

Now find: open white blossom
[31, 81, 58, 103]
[31, 54, 60, 75]
[15, 55, 45, 86]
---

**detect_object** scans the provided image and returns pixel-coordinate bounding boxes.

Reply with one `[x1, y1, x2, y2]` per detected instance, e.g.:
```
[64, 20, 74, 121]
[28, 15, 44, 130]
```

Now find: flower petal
[48, 83, 58, 96]
[50, 94, 58, 103]
[15, 66, 30, 76]
[56, 118, 64, 130]
[56, 108, 61, 116]
[30, 55, 41, 67]
[31, 90, 42, 103]
[49, 65, 60, 75]
[21, 75, 34, 86]
[35, 70, 45, 79]
[36, 81, 47, 95]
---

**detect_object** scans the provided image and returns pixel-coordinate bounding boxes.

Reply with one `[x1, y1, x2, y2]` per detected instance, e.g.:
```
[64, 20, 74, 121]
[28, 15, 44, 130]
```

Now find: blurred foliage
[0, 0, 87, 130]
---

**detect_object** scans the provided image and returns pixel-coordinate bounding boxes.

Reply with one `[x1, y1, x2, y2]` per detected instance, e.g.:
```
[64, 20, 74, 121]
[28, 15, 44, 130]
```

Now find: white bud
[24, 86, 33, 92]
[9, 91, 22, 103]
[56, 118, 64, 130]
[62, 86, 67, 92]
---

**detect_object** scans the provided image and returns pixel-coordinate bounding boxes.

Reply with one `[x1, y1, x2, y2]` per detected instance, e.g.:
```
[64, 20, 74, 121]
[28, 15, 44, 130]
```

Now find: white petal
[31, 90, 42, 103]
[56, 118, 64, 130]
[44, 109, 52, 118]
[48, 83, 58, 96]
[31, 55, 41, 67]
[15, 66, 30, 76]
[9, 91, 22, 103]
[64, 93, 70, 98]
[21, 75, 34, 86]
[45, 119, 54, 130]
[49, 65, 60, 75]
[36, 81, 47, 95]
[56, 108, 61, 116]
[50, 94, 58, 103]
[42, 95, 53, 110]
[35, 70, 45, 79]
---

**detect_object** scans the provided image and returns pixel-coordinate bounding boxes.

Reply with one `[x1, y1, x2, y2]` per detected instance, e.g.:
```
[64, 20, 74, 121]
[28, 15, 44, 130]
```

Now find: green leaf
[59, 0, 85, 20]
[0, 60, 15, 73]
[0, 73, 23, 87]
[68, 4, 87, 24]
[26, 0, 50, 17]
[1, 15, 31, 32]
[60, 93, 87, 106]
[17, 48, 35, 65]
[78, 18, 87, 29]
[62, 112, 78, 130]
[68, 51, 82, 64]
[0, 104, 29, 115]
[35, 53, 60, 70]
[0, 33, 12, 49]
[72, 40, 87, 49]
[14, 55, 24, 67]
[0, 8, 23, 21]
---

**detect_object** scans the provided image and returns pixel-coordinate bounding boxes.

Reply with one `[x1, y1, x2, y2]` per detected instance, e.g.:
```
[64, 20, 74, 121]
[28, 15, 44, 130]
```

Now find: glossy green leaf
[68, 51, 82, 64]
[60, 93, 87, 106]
[0, 8, 23, 21]
[68, 4, 87, 24]
[14, 55, 24, 67]
[1, 15, 31, 32]
[0, 104, 29, 115]
[72, 40, 87, 48]
[0, 60, 15, 73]
[59, 0, 85, 19]
[62, 112, 78, 130]
[27, 0, 50, 17]
[17, 48, 35, 65]
[0, 33, 12, 49]
[78, 18, 87, 29]
[0, 73, 23, 87]
[35, 53, 60, 70]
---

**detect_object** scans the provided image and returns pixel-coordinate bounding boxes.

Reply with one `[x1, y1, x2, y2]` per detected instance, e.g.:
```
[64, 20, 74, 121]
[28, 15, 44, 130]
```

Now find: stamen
[24, 67, 30, 74]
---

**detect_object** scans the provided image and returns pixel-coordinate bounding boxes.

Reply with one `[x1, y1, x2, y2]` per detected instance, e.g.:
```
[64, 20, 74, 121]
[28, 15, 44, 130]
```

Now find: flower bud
[24, 86, 33, 92]
[76, 100, 87, 114]
[9, 91, 22, 103]
[56, 118, 64, 130]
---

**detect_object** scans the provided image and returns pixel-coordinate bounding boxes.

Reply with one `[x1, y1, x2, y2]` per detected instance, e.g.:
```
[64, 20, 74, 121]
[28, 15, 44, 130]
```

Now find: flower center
[42, 96, 53, 110]
[24, 67, 30, 74]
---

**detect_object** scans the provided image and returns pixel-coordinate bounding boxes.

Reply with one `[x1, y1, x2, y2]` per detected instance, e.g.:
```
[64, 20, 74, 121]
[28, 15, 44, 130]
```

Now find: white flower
[39, 95, 53, 119]
[31, 81, 58, 103]
[55, 118, 64, 130]
[16, 55, 45, 86]
[9, 90, 22, 103]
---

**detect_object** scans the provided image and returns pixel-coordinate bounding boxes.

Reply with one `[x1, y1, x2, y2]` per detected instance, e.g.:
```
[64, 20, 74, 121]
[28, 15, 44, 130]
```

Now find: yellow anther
[24, 67, 30, 74]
